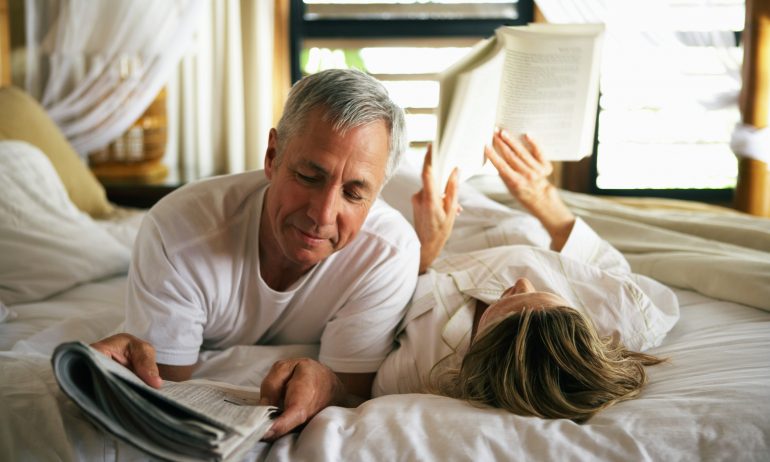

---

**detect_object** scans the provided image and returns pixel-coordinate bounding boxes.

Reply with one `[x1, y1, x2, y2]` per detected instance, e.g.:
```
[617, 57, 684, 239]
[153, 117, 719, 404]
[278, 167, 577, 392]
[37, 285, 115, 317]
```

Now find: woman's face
[476, 278, 571, 337]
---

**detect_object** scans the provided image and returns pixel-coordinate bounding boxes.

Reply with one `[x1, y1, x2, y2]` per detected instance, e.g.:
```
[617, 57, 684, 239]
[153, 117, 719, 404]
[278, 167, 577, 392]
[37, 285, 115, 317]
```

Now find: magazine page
[161, 379, 274, 436]
[52, 342, 276, 461]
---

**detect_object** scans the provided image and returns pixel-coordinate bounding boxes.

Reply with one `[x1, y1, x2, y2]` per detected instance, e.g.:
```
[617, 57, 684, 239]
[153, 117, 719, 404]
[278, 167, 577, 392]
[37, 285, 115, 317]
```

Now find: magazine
[51, 341, 277, 462]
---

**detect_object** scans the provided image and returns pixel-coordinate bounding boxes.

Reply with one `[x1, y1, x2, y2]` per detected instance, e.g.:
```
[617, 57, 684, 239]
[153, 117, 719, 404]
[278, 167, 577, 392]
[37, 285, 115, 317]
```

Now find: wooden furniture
[88, 87, 169, 184]
[734, 0, 770, 217]
[0, 0, 10, 86]
[99, 166, 201, 209]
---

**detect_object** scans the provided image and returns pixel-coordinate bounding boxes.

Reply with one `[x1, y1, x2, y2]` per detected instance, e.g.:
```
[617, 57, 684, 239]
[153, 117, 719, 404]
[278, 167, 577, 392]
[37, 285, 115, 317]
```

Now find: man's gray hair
[275, 69, 407, 184]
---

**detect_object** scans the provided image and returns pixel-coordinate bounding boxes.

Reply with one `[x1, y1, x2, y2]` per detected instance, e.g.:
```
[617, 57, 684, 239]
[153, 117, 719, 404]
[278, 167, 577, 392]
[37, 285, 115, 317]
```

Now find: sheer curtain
[25, 0, 205, 156]
[164, 0, 275, 179]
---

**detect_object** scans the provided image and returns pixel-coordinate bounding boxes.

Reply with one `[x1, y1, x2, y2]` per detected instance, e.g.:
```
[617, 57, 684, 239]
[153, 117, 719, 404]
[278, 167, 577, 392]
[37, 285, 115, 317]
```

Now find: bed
[2, 84, 770, 460]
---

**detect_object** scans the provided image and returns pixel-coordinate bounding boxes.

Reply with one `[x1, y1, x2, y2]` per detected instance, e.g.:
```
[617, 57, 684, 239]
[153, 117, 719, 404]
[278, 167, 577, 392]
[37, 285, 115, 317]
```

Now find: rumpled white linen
[0, 141, 131, 306]
[1, 288, 768, 461]
[467, 175, 770, 311]
[1, 157, 769, 461]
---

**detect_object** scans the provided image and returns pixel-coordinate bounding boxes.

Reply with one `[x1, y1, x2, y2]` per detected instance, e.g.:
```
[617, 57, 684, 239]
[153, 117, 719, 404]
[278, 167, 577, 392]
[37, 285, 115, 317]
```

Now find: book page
[494, 25, 603, 161]
[434, 36, 501, 189]
[437, 52, 504, 188]
[436, 37, 499, 142]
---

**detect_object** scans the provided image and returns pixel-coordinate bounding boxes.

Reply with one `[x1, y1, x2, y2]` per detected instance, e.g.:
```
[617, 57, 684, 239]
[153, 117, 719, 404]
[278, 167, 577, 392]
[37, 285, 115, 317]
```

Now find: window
[290, 1, 745, 202]
[290, 0, 532, 156]
[591, 0, 745, 201]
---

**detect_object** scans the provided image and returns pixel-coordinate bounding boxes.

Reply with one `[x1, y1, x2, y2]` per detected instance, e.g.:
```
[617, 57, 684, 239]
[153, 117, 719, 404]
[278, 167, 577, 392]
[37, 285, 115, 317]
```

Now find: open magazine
[51, 341, 277, 462]
[434, 23, 605, 189]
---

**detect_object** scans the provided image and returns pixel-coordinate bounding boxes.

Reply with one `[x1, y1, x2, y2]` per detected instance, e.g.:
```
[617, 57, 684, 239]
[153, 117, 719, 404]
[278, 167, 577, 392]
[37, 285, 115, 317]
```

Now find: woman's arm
[484, 130, 576, 252]
[411, 131, 576, 270]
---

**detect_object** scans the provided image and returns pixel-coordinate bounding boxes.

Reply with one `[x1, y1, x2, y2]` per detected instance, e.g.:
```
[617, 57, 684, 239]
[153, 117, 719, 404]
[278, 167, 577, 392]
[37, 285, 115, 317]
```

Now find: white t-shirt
[373, 218, 680, 396]
[124, 170, 420, 372]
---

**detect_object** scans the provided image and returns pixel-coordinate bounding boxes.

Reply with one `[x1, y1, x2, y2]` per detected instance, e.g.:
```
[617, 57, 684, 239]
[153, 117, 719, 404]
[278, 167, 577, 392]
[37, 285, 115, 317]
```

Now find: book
[433, 23, 605, 189]
[51, 341, 277, 462]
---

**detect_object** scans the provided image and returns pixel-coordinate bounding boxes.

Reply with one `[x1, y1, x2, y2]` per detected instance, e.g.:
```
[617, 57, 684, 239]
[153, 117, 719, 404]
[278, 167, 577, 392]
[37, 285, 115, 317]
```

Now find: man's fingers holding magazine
[90, 333, 162, 389]
[260, 358, 345, 441]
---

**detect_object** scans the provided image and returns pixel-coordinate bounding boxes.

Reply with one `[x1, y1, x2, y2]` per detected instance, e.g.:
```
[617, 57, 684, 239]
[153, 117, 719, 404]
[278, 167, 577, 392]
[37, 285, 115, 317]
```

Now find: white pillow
[0, 140, 131, 305]
[0, 301, 16, 323]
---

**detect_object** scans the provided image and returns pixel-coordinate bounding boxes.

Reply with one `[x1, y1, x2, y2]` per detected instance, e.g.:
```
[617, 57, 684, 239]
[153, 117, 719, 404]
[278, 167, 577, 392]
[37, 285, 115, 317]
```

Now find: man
[92, 69, 420, 440]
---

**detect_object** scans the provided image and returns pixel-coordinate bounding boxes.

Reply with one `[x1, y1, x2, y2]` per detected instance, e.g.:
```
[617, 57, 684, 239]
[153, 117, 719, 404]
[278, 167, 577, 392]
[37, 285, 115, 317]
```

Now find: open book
[51, 341, 277, 462]
[434, 23, 605, 189]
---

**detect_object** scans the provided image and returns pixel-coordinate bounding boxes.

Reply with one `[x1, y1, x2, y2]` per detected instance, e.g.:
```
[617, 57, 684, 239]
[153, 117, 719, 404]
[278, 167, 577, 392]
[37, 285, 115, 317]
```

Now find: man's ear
[265, 128, 279, 180]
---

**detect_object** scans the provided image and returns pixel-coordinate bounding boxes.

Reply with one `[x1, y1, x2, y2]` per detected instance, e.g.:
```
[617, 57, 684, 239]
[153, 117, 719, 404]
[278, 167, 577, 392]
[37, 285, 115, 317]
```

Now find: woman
[374, 129, 679, 423]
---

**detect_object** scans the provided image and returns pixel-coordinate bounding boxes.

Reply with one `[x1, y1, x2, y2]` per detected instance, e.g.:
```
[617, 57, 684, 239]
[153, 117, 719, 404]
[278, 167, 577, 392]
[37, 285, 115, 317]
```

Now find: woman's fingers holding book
[521, 133, 549, 167]
[498, 129, 538, 173]
[485, 143, 525, 195]
[90, 333, 162, 389]
[485, 132, 558, 213]
[489, 130, 551, 182]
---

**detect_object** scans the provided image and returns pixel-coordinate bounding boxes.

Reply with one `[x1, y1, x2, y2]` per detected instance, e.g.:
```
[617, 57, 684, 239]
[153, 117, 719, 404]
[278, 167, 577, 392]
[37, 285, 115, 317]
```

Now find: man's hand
[411, 144, 460, 274]
[484, 130, 575, 251]
[259, 358, 365, 441]
[90, 333, 163, 389]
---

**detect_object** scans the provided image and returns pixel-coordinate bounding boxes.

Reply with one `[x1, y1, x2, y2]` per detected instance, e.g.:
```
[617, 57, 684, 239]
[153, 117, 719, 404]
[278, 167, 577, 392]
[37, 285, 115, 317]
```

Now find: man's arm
[258, 359, 374, 440]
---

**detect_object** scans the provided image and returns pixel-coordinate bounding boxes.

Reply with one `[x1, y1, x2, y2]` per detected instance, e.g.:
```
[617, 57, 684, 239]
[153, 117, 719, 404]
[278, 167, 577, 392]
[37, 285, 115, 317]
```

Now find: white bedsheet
[1, 282, 768, 461]
[2, 163, 769, 460]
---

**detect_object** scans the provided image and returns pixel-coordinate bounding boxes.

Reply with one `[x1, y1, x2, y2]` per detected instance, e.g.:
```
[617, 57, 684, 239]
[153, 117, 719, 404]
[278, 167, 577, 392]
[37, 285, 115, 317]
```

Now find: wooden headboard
[0, 0, 10, 86]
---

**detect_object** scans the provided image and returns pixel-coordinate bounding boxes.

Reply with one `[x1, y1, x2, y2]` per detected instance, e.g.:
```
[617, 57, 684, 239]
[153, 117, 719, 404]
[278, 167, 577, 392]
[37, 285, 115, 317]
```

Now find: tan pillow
[0, 86, 113, 217]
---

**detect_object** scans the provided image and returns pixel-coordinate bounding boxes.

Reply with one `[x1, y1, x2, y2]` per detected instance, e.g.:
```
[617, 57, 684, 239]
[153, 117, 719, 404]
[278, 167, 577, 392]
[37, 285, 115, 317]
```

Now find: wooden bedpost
[273, 0, 291, 125]
[734, 0, 770, 217]
[0, 0, 11, 86]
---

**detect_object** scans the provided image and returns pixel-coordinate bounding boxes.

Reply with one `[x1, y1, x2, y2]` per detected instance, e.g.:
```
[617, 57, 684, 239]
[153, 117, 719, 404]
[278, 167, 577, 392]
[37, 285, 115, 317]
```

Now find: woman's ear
[265, 128, 279, 180]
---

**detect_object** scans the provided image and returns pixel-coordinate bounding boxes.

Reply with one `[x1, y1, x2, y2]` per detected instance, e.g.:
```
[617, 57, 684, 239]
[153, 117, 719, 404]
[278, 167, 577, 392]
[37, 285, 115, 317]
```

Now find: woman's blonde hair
[431, 306, 664, 423]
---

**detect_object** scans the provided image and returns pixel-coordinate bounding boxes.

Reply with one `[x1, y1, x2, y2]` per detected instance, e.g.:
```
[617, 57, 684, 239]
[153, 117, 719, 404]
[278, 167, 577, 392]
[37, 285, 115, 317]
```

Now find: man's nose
[307, 186, 338, 227]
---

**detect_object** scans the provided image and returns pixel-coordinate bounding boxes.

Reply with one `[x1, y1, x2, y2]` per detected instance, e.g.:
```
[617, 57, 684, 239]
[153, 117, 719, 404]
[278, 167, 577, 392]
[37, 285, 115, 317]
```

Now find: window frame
[587, 30, 744, 203]
[289, 0, 533, 83]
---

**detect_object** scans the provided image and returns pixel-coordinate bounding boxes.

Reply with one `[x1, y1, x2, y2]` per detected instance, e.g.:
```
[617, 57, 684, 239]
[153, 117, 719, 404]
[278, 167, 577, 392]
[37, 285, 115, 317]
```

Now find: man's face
[262, 109, 390, 274]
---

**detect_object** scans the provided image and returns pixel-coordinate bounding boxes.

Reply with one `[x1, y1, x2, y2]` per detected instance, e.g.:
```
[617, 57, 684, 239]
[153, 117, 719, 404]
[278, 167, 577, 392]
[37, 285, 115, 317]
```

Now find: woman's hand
[411, 145, 460, 274]
[484, 130, 555, 210]
[484, 130, 575, 251]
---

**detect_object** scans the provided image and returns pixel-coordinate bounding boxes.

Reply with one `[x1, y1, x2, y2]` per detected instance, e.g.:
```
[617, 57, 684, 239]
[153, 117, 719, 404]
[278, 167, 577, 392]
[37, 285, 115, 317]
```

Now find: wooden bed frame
[0, 0, 767, 215]
[0, 0, 10, 86]
[735, 0, 770, 216]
